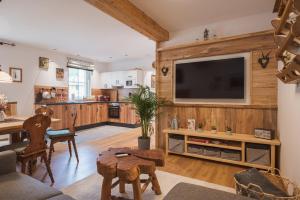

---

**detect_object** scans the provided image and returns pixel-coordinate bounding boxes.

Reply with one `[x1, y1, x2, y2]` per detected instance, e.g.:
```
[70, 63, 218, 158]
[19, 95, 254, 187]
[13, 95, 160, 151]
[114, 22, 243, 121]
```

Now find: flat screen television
[175, 56, 245, 101]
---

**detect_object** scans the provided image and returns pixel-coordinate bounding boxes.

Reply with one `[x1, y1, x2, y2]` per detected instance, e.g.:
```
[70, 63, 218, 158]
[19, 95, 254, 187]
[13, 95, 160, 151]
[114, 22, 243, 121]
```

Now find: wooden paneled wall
[155, 30, 278, 149]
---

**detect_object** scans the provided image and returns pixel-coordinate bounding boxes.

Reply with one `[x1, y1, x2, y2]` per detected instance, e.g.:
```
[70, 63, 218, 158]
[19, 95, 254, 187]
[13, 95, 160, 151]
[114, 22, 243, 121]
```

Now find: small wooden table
[97, 148, 165, 200]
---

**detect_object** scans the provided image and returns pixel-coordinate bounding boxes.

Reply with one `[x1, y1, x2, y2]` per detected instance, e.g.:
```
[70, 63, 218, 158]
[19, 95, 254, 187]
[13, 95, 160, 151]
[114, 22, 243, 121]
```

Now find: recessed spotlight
[109, 57, 113, 59]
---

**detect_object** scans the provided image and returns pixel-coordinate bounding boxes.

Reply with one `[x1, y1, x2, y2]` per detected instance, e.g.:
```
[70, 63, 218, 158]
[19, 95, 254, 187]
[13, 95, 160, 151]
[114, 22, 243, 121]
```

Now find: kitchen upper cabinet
[123, 70, 143, 89]
[99, 70, 144, 89]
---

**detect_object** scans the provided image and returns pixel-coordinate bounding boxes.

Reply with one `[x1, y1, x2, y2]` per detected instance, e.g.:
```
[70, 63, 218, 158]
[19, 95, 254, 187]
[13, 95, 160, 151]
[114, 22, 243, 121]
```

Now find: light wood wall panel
[155, 30, 278, 149]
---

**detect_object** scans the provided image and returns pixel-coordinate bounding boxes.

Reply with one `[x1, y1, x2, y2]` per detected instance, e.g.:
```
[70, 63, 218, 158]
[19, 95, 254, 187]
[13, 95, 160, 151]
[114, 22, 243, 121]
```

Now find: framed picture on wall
[151, 75, 155, 88]
[39, 57, 49, 69]
[56, 68, 64, 80]
[9, 67, 22, 83]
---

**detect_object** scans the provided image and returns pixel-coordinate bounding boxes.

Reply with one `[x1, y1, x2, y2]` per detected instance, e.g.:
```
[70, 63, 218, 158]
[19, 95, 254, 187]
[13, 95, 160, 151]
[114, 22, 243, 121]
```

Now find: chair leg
[48, 140, 54, 164]
[42, 153, 54, 183]
[28, 159, 33, 175]
[67, 140, 72, 157]
[21, 161, 27, 174]
[71, 137, 79, 162]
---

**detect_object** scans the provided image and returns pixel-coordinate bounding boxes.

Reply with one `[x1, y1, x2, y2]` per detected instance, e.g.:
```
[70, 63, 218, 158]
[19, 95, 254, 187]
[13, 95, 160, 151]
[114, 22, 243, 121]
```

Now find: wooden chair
[15, 114, 54, 183]
[45, 106, 79, 164]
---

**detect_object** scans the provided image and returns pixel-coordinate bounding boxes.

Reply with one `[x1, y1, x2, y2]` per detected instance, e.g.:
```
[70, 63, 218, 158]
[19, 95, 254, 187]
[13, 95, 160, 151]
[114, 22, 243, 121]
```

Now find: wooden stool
[97, 148, 164, 200]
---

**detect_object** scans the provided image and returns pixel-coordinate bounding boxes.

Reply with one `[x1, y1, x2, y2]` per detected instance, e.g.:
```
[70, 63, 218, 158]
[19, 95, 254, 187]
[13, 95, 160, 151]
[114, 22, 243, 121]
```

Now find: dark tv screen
[175, 57, 245, 99]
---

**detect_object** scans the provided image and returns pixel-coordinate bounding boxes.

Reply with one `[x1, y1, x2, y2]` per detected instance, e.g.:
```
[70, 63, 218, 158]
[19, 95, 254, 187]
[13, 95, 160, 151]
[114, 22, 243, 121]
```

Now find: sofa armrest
[0, 150, 16, 175]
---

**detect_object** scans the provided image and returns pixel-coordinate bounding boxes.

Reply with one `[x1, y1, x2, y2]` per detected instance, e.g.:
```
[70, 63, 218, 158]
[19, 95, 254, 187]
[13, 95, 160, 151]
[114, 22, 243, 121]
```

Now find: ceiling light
[0, 70, 12, 83]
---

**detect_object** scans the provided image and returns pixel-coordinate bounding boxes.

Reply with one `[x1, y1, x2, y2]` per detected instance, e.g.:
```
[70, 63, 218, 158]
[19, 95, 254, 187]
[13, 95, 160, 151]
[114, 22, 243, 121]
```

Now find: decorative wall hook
[258, 51, 271, 68]
[161, 66, 169, 76]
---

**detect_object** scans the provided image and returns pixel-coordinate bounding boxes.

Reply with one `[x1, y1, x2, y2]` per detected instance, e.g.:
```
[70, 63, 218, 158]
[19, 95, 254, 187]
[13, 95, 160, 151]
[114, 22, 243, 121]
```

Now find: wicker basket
[234, 168, 300, 200]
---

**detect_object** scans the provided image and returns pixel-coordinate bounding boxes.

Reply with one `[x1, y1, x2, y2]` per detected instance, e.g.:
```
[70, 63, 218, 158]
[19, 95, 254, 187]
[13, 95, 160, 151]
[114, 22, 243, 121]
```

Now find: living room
[0, 0, 300, 199]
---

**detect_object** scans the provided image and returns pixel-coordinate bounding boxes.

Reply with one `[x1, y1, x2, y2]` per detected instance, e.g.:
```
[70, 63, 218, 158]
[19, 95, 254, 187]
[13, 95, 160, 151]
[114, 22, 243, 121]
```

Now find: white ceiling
[130, 0, 275, 32]
[0, 0, 155, 63]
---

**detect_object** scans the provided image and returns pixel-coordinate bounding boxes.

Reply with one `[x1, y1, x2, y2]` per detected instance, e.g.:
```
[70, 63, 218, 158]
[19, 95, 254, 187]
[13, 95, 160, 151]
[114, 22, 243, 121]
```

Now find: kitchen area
[34, 68, 154, 130]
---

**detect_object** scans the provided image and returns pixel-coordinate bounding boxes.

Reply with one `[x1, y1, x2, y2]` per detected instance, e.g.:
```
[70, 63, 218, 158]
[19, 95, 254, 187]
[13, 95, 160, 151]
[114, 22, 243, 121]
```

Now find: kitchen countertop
[35, 100, 132, 105]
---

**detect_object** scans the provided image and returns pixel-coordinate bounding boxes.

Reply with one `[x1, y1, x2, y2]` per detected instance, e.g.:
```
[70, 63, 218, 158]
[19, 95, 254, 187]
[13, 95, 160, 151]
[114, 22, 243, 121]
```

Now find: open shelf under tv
[163, 129, 280, 170]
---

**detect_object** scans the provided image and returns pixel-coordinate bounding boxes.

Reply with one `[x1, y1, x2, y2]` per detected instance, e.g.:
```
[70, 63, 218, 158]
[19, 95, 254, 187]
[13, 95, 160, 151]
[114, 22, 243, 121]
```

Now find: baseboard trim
[75, 122, 140, 131]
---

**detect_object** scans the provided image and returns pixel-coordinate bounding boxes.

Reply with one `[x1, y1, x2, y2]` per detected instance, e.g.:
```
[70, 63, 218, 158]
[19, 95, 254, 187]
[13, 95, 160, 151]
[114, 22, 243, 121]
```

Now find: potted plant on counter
[127, 85, 163, 150]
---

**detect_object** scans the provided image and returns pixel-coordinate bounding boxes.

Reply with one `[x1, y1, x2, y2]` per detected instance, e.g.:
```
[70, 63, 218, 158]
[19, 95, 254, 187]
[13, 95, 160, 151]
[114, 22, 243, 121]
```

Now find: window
[68, 68, 92, 100]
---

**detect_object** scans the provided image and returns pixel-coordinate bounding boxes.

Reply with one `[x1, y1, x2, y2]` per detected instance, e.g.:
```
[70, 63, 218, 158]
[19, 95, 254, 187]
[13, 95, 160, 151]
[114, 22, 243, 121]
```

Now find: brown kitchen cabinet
[99, 103, 108, 122]
[119, 103, 139, 125]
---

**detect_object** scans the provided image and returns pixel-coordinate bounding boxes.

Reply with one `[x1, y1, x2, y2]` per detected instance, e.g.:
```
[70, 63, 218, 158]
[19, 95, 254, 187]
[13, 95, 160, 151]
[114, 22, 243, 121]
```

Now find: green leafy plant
[127, 85, 163, 139]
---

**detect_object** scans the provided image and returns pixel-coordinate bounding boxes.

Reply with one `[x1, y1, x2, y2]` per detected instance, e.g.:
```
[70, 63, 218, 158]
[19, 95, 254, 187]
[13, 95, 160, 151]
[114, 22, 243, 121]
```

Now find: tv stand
[163, 129, 280, 170]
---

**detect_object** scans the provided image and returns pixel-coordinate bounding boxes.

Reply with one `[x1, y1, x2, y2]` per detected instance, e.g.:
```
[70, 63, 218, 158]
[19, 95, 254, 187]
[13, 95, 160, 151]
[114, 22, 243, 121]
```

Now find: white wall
[0, 44, 109, 116]
[161, 12, 276, 47]
[108, 56, 154, 71]
[278, 64, 300, 183]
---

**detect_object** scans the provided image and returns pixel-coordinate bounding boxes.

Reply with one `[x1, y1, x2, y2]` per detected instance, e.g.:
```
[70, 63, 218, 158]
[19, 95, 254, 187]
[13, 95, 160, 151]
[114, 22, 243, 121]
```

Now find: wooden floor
[27, 127, 246, 190]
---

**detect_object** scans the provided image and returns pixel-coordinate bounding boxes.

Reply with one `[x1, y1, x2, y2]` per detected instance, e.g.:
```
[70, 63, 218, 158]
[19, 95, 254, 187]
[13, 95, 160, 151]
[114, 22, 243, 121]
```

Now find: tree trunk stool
[97, 148, 165, 200]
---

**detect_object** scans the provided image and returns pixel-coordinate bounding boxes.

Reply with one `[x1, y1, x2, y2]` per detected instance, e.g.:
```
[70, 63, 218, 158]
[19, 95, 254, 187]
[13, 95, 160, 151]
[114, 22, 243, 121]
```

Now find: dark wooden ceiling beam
[85, 0, 169, 42]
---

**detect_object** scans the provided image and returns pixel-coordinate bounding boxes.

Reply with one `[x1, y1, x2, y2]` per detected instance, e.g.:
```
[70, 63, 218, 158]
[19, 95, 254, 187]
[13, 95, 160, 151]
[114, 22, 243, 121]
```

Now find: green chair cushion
[47, 129, 72, 138]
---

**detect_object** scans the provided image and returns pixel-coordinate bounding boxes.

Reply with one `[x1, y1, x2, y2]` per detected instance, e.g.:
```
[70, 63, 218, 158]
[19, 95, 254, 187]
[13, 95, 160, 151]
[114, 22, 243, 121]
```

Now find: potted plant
[197, 120, 205, 132]
[211, 125, 217, 134]
[127, 85, 162, 150]
[226, 126, 232, 135]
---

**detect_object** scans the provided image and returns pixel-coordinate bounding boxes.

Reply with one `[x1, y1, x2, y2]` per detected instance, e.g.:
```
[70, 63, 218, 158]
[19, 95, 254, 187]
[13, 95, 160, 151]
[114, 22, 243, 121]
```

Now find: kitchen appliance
[108, 103, 120, 119]
[126, 80, 133, 87]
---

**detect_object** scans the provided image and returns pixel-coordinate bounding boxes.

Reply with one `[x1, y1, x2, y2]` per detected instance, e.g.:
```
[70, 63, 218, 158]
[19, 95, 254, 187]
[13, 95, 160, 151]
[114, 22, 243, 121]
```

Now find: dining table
[0, 116, 60, 143]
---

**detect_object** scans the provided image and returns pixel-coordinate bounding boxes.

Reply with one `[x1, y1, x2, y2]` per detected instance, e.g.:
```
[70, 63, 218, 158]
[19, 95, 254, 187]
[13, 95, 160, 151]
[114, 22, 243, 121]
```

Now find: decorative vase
[0, 110, 6, 122]
[226, 131, 232, 135]
[138, 137, 150, 150]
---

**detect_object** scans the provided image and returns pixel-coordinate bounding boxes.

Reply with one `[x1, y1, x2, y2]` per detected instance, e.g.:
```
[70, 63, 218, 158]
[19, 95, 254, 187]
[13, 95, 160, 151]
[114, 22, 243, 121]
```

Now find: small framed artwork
[187, 119, 196, 131]
[151, 75, 155, 88]
[56, 68, 64, 79]
[9, 67, 22, 83]
[39, 57, 49, 69]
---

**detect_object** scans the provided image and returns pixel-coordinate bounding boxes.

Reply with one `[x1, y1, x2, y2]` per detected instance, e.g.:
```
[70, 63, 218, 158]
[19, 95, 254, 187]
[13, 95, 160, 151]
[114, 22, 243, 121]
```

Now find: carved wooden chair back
[35, 106, 54, 117]
[21, 114, 51, 155]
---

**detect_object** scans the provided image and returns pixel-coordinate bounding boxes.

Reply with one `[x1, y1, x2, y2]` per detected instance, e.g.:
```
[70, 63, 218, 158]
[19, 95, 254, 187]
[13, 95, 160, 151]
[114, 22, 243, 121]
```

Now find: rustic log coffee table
[97, 147, 165, 200]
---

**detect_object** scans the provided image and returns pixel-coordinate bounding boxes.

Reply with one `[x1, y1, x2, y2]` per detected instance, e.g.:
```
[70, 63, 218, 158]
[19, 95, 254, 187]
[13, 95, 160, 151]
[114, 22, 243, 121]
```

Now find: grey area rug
[75, 125, 133, 144]
[62, 170, 235, 200]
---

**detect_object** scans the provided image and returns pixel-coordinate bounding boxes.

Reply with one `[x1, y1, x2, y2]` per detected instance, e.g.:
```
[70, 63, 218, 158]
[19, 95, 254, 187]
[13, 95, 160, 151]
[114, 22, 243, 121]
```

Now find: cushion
[47, 129, 72, 138]
[0, 172, 62, 200]
[47, 194, 76, 200]
[234, 168, 288, 197]
[164, 182, 253, 200]
[0, 151, 16, 175]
